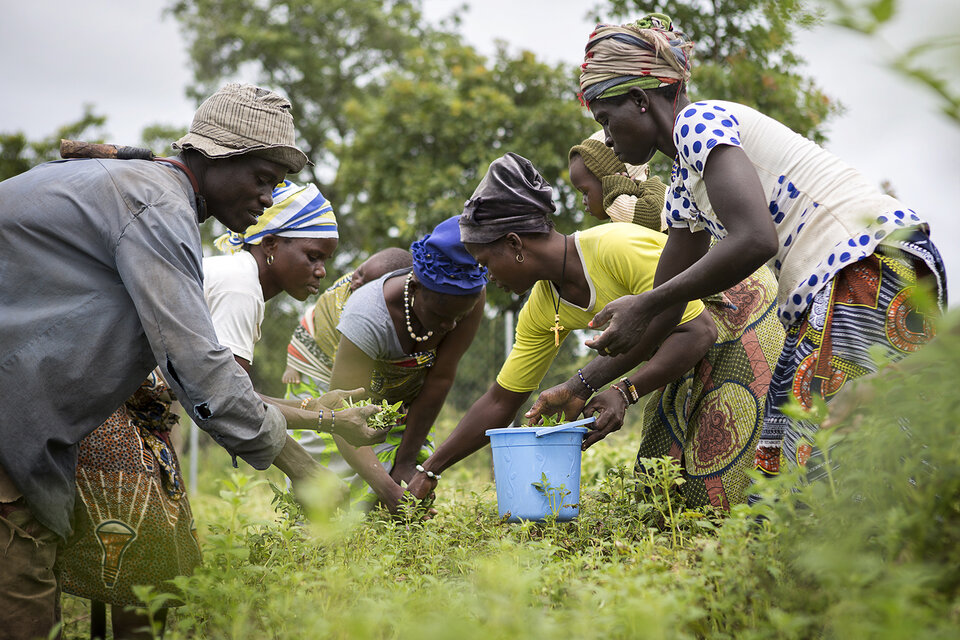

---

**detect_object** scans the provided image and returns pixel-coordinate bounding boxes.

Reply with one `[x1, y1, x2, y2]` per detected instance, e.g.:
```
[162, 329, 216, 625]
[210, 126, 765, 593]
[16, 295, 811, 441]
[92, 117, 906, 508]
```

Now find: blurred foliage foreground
[61, 314, 960, 640]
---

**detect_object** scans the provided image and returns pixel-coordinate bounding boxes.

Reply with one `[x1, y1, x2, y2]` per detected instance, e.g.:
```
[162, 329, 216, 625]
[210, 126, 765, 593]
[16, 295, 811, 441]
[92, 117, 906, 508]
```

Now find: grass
[59, 318, 960, 639]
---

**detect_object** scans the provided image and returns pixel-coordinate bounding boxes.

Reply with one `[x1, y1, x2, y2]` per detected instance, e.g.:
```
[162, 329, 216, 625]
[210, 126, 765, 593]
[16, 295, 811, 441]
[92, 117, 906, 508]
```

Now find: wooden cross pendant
[550, 313, 564, 347]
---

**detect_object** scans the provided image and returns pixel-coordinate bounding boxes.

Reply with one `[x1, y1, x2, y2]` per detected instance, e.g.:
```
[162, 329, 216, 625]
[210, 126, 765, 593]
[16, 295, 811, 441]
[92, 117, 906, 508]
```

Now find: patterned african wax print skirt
[638, 265, 785, 508]
[755, 232, 945, 482]
[56, 374, 200, 607]
[289, 350, 437, 510]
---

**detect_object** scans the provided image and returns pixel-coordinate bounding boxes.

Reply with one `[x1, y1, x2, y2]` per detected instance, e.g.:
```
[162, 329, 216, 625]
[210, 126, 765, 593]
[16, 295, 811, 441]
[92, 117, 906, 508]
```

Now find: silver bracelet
[416, 464, 441, 481]
[611, 383, 631, 406]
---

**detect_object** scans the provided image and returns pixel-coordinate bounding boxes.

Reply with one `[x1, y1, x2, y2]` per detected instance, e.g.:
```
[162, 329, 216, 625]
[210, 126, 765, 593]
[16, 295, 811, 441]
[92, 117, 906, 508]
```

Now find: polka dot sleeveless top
[665, 100, 924, 325]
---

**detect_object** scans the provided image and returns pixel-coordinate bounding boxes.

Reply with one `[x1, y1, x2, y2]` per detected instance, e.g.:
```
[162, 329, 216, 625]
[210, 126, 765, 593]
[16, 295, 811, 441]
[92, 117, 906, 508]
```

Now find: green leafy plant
[531, 471, 572, 519]
[57, 326, 960, 640]
[538, 413, 563, 427]
[339, 397, 404, 430]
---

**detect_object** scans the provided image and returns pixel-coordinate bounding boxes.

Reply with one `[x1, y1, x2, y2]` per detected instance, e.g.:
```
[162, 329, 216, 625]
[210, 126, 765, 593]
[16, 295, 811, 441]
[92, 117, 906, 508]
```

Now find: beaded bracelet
[416, 464, 441, 481]
[330, 409, 336, 435]
[316, 409, 324, 431]
[621, 378, 640, 404]
[611, 383, 631, 406]
[299, 397, 312, 410]
[577, 368, 599, 395]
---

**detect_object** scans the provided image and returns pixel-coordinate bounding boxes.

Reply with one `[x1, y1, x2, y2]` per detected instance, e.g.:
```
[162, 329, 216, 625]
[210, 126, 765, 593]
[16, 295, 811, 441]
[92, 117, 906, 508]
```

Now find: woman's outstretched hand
[405, 471, 437, 503]
[389, 461, 418, 488]
[311, 387, 369, 410]
[585, 292, 658, 357]
[525, 380, 586, 425]
[581, 388, 627, 450]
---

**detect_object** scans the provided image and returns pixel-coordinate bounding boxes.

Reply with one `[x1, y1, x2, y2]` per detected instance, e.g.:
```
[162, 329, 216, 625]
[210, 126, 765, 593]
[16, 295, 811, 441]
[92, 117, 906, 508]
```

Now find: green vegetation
[0, 0, 848, 399]
[0, 107, 108, 181]
[57, 317, 960, 637]
[339, 397, 406, 430]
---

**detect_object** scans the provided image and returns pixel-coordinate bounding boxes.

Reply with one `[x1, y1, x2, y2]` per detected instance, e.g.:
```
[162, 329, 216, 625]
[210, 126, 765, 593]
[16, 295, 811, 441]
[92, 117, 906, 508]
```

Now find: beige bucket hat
[173, 83, 310, 173]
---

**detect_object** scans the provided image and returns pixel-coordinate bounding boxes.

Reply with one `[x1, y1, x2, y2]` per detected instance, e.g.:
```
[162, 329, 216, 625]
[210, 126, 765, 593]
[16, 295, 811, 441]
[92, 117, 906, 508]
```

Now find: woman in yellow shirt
[409, 152, 778, 509]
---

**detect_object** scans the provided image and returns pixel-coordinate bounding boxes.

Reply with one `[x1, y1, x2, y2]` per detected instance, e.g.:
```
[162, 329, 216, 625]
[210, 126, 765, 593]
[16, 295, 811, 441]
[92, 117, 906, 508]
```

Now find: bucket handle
[534, 416, 596, 437]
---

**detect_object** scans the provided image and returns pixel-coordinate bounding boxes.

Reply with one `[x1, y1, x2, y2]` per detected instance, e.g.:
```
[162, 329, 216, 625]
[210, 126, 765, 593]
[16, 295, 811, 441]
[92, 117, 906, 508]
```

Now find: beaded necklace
[403, 273, 433, 343]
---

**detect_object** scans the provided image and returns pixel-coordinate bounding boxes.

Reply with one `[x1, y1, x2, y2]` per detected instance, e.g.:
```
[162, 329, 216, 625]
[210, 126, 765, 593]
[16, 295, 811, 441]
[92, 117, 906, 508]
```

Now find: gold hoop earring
[266, 255, 275, 266]
[515, 253, 524, 263]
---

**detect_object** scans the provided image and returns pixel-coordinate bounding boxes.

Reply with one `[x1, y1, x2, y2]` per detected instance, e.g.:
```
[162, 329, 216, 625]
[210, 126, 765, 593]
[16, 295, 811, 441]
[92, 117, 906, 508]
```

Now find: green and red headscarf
[578, 13, 693, 107]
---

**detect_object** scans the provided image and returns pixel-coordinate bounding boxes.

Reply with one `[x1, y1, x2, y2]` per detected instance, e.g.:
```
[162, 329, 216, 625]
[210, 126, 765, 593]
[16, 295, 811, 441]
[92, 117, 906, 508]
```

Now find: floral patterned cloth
[755, 231, 945, 481]
[638, 265, 784, 508]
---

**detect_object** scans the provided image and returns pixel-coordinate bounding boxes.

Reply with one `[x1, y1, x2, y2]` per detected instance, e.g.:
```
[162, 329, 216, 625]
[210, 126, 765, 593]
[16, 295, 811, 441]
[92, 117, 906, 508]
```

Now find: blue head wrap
[411, 216, 487, 295]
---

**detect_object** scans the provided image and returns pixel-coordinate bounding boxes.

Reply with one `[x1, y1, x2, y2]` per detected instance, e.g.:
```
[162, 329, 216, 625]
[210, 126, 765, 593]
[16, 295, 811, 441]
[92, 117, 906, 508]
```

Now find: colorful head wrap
[411, 216, 487, 295]
[578, 13, 693, 107]
[459, 152, 555, 244]
[215, 180, 338, 252]
[569, 130, 666, 230]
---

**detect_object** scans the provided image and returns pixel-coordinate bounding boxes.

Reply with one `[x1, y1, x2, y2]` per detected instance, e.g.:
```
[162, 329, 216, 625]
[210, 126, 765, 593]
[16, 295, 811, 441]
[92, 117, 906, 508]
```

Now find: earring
[640, 107, 647, 113]
[515, 253, 524, 263]
[266, 255, 275, 266]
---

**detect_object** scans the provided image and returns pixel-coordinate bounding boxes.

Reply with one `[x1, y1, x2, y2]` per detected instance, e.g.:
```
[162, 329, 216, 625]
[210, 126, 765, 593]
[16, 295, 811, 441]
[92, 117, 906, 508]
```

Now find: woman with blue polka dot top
[577, 14, 946, 482]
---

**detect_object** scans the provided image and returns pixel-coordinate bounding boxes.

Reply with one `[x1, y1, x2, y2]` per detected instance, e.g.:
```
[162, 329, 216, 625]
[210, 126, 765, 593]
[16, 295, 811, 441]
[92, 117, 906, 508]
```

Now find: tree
[168, 0, 429, 188]
[822, 0, 960, 124]
[139, 123, 188, 157]
[166, 0, 609, 399]
[168, 0, 597, 304]
[588, 0, 840, 175]
[332, 34, 595, 275]
[0, 106, 107, 181]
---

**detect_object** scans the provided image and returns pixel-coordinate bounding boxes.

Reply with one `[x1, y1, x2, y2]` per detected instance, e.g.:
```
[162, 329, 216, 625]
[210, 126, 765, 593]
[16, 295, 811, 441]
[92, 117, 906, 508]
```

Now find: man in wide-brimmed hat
[0, 83, 343, 639]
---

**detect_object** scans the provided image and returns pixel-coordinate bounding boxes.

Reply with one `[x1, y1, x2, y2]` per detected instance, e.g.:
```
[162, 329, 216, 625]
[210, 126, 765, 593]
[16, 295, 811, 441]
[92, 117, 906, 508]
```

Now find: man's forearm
[272, 435, 323, 480]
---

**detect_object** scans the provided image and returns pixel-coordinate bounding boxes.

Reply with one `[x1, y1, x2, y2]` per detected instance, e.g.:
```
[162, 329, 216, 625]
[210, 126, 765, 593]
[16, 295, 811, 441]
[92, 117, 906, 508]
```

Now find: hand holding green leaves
[323, 400, 393, 447]
[525, 380, 586, 425]
[339, 397, 404, 431]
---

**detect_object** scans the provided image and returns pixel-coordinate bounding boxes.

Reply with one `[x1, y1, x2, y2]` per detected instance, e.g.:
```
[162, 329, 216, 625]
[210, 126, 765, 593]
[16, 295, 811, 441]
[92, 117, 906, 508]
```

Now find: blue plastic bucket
[485, 418, 593, 522]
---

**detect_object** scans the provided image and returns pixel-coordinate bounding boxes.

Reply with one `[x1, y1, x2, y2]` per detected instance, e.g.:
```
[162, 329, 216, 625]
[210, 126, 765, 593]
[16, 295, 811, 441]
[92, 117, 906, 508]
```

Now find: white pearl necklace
[403, 273, 433, 343]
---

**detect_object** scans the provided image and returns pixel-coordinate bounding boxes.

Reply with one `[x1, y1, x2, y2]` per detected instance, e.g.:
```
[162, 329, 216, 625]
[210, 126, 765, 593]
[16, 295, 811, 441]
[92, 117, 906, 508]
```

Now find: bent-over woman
[282, 247, 413, 398]
[565, 137, 785, 507]
[308, 216, 487, 512]
[577, 14, 946, 481]
[408, 153, 781, 509]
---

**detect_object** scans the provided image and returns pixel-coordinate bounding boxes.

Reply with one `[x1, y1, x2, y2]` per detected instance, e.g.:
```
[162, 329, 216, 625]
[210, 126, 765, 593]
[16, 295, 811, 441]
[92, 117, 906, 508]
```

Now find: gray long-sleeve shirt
[0, 158, 286, 538]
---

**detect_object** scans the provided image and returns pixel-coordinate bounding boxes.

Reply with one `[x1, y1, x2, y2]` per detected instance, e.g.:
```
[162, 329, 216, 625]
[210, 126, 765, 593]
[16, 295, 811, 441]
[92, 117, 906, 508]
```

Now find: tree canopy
[0, 107, 107, 182]
[162, 0, 842, 398]
[332, 34, 594, 266]
[0, 0, 846, 400]
[169, 0, 596, 274]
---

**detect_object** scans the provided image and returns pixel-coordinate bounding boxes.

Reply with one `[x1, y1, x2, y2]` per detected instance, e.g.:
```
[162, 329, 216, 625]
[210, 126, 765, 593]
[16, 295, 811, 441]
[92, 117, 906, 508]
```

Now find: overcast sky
[2, 0, 957, 302]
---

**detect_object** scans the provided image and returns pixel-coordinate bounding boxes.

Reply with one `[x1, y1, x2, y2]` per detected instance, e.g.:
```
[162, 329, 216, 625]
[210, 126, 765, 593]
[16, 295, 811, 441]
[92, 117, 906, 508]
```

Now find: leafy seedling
[340, 397, 404, 430]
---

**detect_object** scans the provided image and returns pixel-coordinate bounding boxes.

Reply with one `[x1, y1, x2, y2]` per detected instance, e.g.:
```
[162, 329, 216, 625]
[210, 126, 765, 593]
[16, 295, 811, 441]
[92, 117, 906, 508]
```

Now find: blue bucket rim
[485, 425, 590, 436]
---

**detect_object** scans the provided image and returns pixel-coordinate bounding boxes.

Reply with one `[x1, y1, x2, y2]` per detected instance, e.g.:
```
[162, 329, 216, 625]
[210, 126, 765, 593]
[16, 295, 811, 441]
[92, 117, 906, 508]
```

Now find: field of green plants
[60, 319, 960, 640]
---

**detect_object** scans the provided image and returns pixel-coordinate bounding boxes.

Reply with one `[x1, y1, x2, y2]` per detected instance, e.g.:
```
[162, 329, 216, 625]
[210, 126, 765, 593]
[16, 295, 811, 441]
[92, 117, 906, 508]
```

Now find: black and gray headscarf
[459, 152, 556, 244]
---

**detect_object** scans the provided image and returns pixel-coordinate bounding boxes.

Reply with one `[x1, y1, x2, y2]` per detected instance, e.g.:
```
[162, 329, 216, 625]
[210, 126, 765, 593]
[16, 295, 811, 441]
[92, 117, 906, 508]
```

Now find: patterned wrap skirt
[755, 229, 946, 481]
[638, 265, 785, 508]
[56, 375, 200, 607]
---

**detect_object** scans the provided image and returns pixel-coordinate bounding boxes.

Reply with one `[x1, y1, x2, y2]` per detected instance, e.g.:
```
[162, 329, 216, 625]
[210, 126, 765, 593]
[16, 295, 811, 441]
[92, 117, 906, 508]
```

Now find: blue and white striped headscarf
[215, 180, 338, 252]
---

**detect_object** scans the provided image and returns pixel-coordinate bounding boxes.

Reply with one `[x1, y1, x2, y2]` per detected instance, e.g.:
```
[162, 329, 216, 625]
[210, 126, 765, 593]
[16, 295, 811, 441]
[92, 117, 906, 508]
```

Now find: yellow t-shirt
[496, 223, 705, 393]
